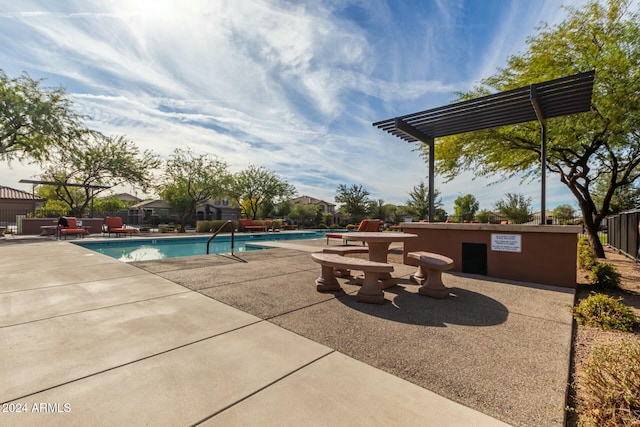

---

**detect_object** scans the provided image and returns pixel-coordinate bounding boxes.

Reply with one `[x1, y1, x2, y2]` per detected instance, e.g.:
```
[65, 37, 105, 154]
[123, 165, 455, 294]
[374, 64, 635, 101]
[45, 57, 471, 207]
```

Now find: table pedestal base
[355, 272, 397, 289]
[409, 265, 427, 285]
[356, 272, 385, 304]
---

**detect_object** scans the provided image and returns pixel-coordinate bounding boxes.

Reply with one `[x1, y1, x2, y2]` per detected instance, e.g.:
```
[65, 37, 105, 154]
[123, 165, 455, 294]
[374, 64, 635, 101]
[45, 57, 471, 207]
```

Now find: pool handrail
[206, 220, 235, 255]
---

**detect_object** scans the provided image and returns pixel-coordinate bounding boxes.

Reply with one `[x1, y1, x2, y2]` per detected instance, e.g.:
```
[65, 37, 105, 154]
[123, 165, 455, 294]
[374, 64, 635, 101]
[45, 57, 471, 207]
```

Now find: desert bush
[575, 339, 640, 426]
[572, 293, 638, 332]
[590, 262, 621, 290]
[196, 220, 235, 233]
[578, 236, 597, 270]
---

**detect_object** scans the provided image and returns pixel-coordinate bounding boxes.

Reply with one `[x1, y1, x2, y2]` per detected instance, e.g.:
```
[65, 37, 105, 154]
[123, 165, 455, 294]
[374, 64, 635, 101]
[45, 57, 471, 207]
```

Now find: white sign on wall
[491, 234, 522, 252]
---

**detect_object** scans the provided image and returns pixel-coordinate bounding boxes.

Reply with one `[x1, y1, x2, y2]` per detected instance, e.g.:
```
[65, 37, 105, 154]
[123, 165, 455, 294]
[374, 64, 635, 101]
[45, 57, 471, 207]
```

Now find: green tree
[334, 184, 371, 223]
[381, 203, 399, 223]
[425, 0, 640, 257]
[495, 193, 533, 224]
[39, 133, 159, 217]
[36, 199, 68, 217]
[553, 204, 577, 224]
[157, 148, 231, 233]
[591, 178, 640, 214]
[367, 199, 387, 220]
[93, 195, 127, 214]
[275, 199, 294, 218]
[289, 203, 320, 227]
[1, 70, 84, 162]
[406, 181, 443, 220]
[475, 209, 493, 223]
[453, 194, 479, 222]
[229, 165, 296, 219]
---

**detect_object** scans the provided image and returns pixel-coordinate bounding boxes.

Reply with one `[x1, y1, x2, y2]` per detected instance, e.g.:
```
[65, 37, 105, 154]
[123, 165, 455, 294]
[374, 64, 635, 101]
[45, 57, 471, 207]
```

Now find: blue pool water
[74, 231, 333, 262]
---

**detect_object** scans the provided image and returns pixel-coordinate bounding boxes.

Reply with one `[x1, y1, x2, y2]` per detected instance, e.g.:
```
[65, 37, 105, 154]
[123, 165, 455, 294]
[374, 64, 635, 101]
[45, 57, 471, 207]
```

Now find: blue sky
[0, 0, 598, 214]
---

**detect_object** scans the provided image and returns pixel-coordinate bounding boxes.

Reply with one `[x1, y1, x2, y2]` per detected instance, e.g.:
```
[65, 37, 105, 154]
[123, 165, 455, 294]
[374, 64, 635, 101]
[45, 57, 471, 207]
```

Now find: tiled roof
[0, 186, 45, 201]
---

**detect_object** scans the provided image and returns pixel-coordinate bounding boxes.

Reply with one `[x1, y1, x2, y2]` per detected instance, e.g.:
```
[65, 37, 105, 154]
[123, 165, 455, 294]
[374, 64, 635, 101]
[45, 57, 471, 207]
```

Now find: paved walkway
[0, 236, 575, 426]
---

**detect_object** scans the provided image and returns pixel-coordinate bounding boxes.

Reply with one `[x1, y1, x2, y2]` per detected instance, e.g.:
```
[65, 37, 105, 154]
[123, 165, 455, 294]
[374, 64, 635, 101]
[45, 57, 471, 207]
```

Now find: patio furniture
[311, 252, 393, 304]
[59, 217, 87, 239]
[407, 251, 454, 298]
[322, 246, 369, 277]
[343, 231, 417, 289]
[105, 216, 136, 237]
[238, 219, 267, 232]
[326, 219, 382, 245]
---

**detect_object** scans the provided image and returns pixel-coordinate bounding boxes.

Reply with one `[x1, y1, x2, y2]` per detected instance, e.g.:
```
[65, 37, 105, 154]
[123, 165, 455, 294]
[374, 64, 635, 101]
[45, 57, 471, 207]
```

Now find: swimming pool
[74, 231, 333, 262]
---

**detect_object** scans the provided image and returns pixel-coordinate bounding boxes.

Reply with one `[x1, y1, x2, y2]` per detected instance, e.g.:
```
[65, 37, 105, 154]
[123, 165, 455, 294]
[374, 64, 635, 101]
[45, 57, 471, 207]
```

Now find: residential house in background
[291, 195, 336, 214]
[128, 198, 241, 225]
[129, 199, 175, 225]
[0, 185, 45, 223]
[197, 199, 241, 221]
[292, 195, 338, 225]
[114, 193, 142, 207]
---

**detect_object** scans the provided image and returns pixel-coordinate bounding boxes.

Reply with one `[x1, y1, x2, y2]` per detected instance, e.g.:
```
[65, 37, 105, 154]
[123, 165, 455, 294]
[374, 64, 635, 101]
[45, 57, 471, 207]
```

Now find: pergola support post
[540, 123, 547, 225]
[394, 118, 436, 222]
[427, 137, 435, 222]
[530, 85, 548, 225]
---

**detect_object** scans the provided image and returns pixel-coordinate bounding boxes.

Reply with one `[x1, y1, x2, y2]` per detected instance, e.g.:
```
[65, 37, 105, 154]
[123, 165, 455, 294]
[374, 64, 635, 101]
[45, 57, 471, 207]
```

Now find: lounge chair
[238, 219, 267, 232]
[326, 219, 382, 245]
[59, 217, 87, 239]
[105, 216, 137, 237]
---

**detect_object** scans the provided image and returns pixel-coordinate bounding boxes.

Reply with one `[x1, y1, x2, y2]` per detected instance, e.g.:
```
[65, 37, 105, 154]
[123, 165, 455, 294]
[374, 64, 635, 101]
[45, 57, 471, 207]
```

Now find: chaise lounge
[326, 219, 382, 245]
[238, 219, 267, 232]
[105, 216, 137, 237]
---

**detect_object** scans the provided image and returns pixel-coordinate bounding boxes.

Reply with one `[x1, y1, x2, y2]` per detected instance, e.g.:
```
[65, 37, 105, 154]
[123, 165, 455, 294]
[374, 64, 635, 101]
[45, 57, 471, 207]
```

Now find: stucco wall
[401, 223, 581, 288]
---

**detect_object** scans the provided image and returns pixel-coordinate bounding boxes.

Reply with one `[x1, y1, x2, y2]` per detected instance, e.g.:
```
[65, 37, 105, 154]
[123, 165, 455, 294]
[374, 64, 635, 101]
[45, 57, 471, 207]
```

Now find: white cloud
[0, 0, 593, 212]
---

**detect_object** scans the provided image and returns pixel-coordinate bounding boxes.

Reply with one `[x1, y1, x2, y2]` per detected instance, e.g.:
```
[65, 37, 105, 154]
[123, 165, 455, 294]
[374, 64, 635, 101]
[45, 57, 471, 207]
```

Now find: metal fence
[607, 209, 640, 262]
[443, 213, 581, 225]
[0, 207, 183, 234]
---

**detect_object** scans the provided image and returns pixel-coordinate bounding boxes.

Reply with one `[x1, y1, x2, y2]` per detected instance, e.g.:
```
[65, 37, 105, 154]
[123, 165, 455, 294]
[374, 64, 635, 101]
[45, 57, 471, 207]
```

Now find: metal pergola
[19, 179, 112, 216]
[373, 70, 595, 223]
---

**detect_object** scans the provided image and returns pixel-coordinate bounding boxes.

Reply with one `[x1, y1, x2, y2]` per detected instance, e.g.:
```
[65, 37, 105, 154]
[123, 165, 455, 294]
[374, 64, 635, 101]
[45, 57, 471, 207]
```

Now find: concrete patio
[0, 235, 575, 426]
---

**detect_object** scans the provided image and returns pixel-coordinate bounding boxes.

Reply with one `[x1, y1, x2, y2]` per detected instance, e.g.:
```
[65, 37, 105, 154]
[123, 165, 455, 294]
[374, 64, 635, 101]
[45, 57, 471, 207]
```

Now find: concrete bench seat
[311, 253, 393, 304]
[407, 251, 454, 298]
[322, 246, 369, 277]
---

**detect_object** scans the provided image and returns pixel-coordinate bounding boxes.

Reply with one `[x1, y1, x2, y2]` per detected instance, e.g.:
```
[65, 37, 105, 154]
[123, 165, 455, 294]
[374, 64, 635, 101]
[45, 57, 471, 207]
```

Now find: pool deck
[0, 233, 575, 426]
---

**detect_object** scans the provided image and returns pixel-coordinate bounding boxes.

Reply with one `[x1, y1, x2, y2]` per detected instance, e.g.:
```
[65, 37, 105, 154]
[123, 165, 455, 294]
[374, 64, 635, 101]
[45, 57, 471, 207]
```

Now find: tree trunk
[579, 204, 606, 258]
[179, 212, 190, 233]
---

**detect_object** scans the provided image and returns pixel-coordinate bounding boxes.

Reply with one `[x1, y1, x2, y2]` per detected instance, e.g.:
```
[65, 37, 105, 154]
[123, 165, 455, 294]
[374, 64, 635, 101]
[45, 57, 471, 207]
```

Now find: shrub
[329, 223, 341, 229]
[572, 293, 638, 332]
[578, 236, 597, 270]
[196, 220, 236, 233]
[590, 262, 621, 290]
[315, 223, 328, 229]
[575, 339, 640, 426]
